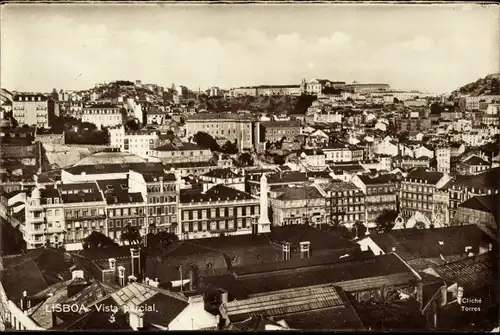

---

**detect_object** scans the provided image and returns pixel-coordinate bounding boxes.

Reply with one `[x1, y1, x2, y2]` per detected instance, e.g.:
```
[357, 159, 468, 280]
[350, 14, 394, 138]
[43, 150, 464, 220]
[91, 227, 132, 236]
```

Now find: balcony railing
[65, 214, 106, 221]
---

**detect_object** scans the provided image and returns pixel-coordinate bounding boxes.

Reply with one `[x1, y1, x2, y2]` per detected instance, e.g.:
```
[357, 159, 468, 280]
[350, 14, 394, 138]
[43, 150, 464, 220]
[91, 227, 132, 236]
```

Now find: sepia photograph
[0, 1, 498, 332]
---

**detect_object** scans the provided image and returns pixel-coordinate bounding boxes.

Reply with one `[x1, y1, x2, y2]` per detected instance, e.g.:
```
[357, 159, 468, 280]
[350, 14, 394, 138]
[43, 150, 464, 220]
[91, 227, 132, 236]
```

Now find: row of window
[66, 208, 105, 218]
[401, 184, 435, 193]
[329, 196, 364, 203]
[401, 192, 433, 202]
[108, 218, 144, 229]
[182, 206, 259, 221]
[182, 219, 249, 233]
[366, 187, 395, 195]
[66, 220, 105, 230]
[148, 205, 176, 215]
[328, 205, 365, 213]
[401, 201, 433, 210]
[108, 207, 144, 217]
[147, 185, 177, 193]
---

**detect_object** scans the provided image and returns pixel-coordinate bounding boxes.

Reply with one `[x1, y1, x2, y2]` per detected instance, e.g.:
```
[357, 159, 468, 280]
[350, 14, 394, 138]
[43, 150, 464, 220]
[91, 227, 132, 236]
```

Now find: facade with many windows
[59, 182, 107, 246]
[128, 170, 179, 234]
[150, 141, 212, 164]
[23, 183, 65, 249]
[320, 181, 366, 226]
[81, 103, 123, 128]
[352, 173, 398, 223]
[269, 185, 326, 227]
[12, 94, 49, 128]
[98, 179, 146, 243]
[178, 185, 259, 240]
[400, 169, 451, 222]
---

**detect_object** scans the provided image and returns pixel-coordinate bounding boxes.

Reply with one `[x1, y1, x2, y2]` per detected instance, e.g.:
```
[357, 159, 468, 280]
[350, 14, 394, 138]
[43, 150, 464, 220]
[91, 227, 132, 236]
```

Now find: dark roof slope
[430, 252, 494, 291]
[369, 225, 492, 261]
[458, 194, 500, 224]
[179, 184, 255, 203]
[405, 168, 444, 185]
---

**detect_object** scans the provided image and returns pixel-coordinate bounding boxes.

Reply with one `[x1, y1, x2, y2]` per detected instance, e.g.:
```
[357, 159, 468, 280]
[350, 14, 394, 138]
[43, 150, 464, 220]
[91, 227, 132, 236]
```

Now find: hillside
[199, 94, 317, 115]
[451, 73, 500, 97]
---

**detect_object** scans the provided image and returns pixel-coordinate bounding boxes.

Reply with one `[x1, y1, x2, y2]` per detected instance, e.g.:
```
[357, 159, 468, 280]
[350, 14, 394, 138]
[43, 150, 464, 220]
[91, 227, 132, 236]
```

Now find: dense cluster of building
[0, 77, 498, 332]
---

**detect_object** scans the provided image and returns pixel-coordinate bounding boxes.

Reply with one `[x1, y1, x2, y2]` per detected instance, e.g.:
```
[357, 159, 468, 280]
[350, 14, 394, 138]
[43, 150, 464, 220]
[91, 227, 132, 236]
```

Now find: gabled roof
[202, 168, 243, 179]
[458, 194, 500, 224]
[179, 184, 255, 203]
[430, 252, 494, 291]
[273, 185, 323, 200]
[463, 155, 489, 166]
[368, 225, 492, 262]
[405, 168, 444, 185]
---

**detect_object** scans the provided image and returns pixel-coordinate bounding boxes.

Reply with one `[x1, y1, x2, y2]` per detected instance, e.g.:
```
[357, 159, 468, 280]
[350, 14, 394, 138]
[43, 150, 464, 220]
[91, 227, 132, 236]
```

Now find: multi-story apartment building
[400, 168, 451, 222]
[59, 182, 107, 247]
[81, 103, 123, 129]
[259, 120, 302, 143]
[23, 182, 65, 249]
[435, 146, 451, 173]
[352, 173, 398, 223]
[320, 180, 366, 226]
[298, 149, 327, 170]
[448, 168, 500, 221]
[269, 185, 326, 226]
[178, 185, 259, 240]
[150, 141, 212, 164]
[247, 171, 309, 195]
[345, 83, 390, 94]
[12, 94, 49, 128]
[97, 179, 146, 243]
[397, 117, 432, 132]
[109, 125, 160, 158]
[313, 110, 343, 124]
[185, 113, 254, 151]
[323, 143, 364, 163]
[128, 170, 179, 234]
[256, 85, 302, 96]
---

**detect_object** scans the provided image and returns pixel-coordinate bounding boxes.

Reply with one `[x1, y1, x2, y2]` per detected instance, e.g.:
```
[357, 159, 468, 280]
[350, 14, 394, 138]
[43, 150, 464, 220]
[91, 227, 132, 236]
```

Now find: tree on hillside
[221, 141, 238, 154]
[352, 285, 427, 330]
[237, 152, 254, 167]
[120, 224, 142, 245]
[83, 231, 118, 249]
[193, 132, 220, 151]
[375, 209, 398, 233]
[125, 119, 141, 131]
[0, 221, 26, 256]
[147, 231, 178, 250]
[294, 94, 317, 114]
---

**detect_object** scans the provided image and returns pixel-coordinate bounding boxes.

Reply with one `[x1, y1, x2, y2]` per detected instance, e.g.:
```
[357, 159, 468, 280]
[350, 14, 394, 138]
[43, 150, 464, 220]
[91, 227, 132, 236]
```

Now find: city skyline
[1, 3, 499, 94]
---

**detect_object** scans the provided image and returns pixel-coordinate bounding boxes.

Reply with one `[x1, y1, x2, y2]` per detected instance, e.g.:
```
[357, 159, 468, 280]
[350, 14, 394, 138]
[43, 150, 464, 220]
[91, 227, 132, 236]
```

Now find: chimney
[117, 266, 126, 287]
[128, 307, 144, 331]
[457, 286, 464, 304]
[391, 247, 396, 252]
[108, 258, 116, 270]
[128, 275, 137, 284]
[299, 241, 311, 259]
[20, 290, 27, 312]
[71, 269, 84, 280]
[440, 285, 447, 307]
[188, 265, 198, 291]
[188, 295, 205, 309]
[130, 248, 141, 277]
[282, 242, 291, 261]
[220, 289, 228, 304]
[159, 176, 164, 192]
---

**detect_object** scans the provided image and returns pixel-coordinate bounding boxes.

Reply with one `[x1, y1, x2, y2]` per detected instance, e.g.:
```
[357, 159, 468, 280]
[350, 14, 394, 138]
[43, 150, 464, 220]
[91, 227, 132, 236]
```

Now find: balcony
[30, 215, 45, 223]
[66, 214, 106, 221]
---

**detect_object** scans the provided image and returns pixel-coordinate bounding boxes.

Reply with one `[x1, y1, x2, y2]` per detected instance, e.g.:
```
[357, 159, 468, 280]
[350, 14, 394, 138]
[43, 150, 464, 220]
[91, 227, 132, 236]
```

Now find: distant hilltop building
[344, 82, 391, 94]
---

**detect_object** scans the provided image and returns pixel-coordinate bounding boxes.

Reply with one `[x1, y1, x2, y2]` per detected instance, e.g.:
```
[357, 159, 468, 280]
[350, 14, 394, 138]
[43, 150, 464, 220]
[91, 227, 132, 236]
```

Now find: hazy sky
[1, 3, 499, 94]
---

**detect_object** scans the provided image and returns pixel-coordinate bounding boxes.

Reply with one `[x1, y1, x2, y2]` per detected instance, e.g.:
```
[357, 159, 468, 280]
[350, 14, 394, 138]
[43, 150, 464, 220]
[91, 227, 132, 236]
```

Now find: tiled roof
[430, 252, 494, 291]
[220, 253, 417, 296]
[202, 168, 243, 179]
[261, 121, 302, 128]
[405, 168, 444, 185]
[369, 225, 492, 261]
[96, 179, 144, 205]
[463, 155, 489, 165]
[273, 185, 324, 200]
[179, 184, 255, 203]
[452, 167, 500, 189]
[249, 171, 308, 184]
[322, 180, 360, 192]
[221, 284, 344, 322]
[358, 173, 395, 185]
[153, 141, 208, 151]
